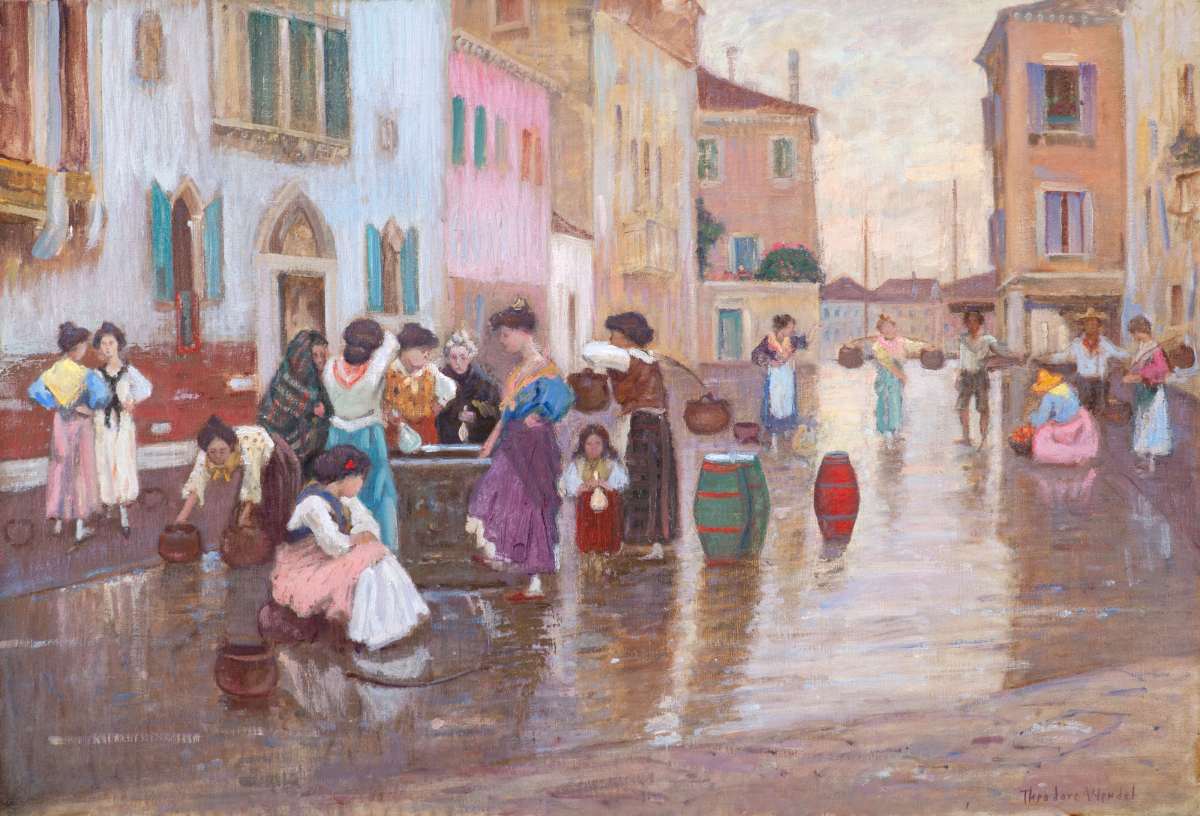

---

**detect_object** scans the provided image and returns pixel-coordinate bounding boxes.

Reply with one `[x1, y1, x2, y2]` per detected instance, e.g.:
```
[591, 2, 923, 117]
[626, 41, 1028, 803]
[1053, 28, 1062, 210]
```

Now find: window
[1043, 191, 1093, 255]
[731, 236, 759, 273]
[0, 2, 33, 163]
[135, 11, 165, 84]
[822, 308, 829, 319]
[534, 130, 544, 186]
[643, 141, 651, 201]
[698, 138, 719, 181]
[151, 180, 224, 351]
[1044, 66, 1079, 131]
[771, 137, 796, 178]
[630, 140, 639, 195]
[1172, 284, 1184, 326]
[474, 105, 487, 168]
[245, 11, 349, 141]
[1027, 62, 1096, 137]
[655, 145, 663, 209]
[520, 128, 532, 181]
[452, 96, 466, 166]
[495, 117, 508, 175]
[718, 309, 744, 360]
[834, 309, 840, 318]
[492, 0, 530, 32]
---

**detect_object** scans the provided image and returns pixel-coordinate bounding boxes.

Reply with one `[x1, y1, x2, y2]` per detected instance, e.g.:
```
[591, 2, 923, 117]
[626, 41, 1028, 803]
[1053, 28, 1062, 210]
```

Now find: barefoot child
[561, 425, 629, 555]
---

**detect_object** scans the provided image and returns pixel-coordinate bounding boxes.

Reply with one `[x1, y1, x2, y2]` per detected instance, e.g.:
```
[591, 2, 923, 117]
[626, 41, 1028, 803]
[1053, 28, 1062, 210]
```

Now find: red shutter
[59, 1, 91, 173]
[0, 2, 33, 163]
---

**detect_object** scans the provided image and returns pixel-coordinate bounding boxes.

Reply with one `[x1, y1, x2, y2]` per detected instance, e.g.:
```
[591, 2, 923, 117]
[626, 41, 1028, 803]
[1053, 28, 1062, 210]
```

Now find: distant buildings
[868, 277, 942, 346]
[818, 277, 869, 357]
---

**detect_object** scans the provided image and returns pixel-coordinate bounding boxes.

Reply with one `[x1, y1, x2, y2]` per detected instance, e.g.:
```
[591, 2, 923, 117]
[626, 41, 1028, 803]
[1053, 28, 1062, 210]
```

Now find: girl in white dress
[92, 322, 152, 537]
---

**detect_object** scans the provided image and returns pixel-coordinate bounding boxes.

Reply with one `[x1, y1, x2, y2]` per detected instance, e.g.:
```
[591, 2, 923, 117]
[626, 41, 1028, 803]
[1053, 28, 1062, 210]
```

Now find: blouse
[182, 425, 274, 506]
[383, 362, 457, 424]
[1028, 386, 1081, 426]
[750, 333, 809, 367]
[286, 492, 382, 558]
[29, 359, 110, 413]
[323, 333, 399, 430]
[1133, 346, 1171, 387]
[561, 456, 630, 497]
[1045, 336, 1130, 378]
[502, 364, 575, 423]
[93, 365, 153, 429]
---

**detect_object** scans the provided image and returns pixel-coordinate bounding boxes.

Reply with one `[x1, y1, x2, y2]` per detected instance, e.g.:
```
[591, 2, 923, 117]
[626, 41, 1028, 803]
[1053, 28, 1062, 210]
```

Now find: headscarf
[257, 331, 332, 459]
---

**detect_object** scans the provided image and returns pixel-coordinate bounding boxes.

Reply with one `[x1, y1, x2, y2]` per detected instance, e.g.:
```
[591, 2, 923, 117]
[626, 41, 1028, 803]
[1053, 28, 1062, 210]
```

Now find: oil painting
[1, 0, 1198, 813]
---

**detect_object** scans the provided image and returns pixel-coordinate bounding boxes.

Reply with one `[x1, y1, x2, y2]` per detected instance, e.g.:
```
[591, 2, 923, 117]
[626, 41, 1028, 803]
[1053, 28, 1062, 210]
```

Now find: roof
[942, 271, 999, 302]
[819, 276, 869, 301]
[872, 277, 941, 303]
[551, 212, 593, 241]
[975, 0, 1124, 66]
[697, 68, 817, 116]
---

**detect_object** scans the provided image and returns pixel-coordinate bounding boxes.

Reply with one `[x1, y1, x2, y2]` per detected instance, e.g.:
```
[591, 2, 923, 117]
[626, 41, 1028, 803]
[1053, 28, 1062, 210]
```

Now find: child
[92, 322, 153, 537]
[384, 323, 457, 446]
[271, 445, 430, 650]
[561, 425, 629, 554]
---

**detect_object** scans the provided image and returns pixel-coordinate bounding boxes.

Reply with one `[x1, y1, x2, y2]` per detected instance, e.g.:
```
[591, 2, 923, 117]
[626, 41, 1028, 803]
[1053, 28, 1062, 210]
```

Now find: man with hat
[1043, 307, 1129, 414]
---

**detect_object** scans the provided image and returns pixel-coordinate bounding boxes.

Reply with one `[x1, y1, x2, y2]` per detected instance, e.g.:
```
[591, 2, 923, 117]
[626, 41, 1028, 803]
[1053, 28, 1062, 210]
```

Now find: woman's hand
[350, 531, 375, 547]
[1122, 372, 1142, 384]
[524, 414, 544, 428]
[314, 403, 325, 418]
[898, 372, 907, 385]
[75, 405, 93, 416]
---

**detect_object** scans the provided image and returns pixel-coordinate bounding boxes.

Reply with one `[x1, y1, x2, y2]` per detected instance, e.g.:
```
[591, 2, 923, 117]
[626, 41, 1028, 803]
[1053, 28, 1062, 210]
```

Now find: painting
[2, 0, 1199, 813]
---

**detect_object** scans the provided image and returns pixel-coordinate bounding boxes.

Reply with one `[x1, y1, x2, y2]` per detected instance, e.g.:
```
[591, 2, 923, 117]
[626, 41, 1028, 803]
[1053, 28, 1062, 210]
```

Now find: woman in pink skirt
[272, 445, 429, 650]
[1028, 369, 1098, 466]
[28, 323, 110, 544]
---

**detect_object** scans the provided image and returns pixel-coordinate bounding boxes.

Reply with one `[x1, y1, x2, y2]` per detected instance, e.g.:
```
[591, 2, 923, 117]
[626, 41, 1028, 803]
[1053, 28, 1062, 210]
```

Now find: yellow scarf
[206, 450, 242, 482]
[41, 359, 89, 407]
[501, 359, 561, 411]
[1048, 383, 1070, 398]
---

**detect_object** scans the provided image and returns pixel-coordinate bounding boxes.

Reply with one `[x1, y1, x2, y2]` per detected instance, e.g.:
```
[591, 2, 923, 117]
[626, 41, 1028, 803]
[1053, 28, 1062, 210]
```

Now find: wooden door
[279, 273, 325, 353]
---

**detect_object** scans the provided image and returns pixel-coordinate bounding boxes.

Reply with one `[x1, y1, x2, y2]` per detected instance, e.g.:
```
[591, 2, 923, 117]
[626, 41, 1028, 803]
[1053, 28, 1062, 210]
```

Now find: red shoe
[506, 590, 548, 603]
[471, 554, 503, 572]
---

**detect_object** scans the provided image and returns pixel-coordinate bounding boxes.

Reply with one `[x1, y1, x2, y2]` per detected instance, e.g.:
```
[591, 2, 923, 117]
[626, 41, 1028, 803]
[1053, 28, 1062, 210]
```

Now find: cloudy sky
[699, 0, 1014, 284]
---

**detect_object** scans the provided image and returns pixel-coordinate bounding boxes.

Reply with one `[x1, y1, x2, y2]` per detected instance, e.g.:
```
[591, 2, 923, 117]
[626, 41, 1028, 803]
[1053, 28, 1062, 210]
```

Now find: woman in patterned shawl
[258, 330, 332, 474]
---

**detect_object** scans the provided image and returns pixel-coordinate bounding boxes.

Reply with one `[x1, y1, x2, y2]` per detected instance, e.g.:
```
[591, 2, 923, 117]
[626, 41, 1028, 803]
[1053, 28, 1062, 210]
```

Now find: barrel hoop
[696, 525, 745, 533]
[701, 464, 741, 474]
[697, 491, 743, 499]
[817, 481, 858, 488]
[817, 513, 858, 520]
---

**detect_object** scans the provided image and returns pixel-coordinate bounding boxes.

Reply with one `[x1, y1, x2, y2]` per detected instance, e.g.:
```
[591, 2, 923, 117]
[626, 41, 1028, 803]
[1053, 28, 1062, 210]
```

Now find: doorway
[279, 273, 326, 353]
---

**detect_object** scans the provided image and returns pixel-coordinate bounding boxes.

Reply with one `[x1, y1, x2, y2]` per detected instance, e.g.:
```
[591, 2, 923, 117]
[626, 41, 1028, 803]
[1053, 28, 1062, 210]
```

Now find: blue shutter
[151, 181, 173, 302]
[1026, 63, 1045, 134]
[366, 224, 383, 312]
[1157, 183, 1172, 250]
[1045, 192, 1063, 254]
[203, 196, 223, 300]
[401, 226, 419, 315]
[1080, 63, 1097, 137]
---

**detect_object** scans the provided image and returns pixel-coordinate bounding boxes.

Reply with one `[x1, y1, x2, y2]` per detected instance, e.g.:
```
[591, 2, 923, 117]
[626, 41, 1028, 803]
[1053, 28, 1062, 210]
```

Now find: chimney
[788, 50, 800, 103]
[726, 47, 738, 82]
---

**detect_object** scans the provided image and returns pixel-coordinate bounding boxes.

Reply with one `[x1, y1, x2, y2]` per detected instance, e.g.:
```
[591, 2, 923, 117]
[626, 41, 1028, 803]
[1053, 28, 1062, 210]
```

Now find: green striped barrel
[739, 454, 771, 557]
[694, 454, 751, 565]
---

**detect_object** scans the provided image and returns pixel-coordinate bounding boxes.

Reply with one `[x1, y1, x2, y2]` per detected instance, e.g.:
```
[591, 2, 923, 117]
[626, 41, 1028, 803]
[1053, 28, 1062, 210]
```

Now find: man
[956, 309, 1010, 445]
[1042, 307, 1129, 414]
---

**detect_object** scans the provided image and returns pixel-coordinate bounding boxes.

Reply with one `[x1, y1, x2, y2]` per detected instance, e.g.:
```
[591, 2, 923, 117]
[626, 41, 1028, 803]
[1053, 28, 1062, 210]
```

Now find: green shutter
[451, 96, 465, 165]
[203, 196, 223, 300]
[366, 224, 383, 313]
[323, 29, 349, 140]
[151, 181, 173, 302]
[248, 12, 279, 126]
[289, 19, 318, 133]
[474, 105, 487, 168]
[401, 227, 419, 315]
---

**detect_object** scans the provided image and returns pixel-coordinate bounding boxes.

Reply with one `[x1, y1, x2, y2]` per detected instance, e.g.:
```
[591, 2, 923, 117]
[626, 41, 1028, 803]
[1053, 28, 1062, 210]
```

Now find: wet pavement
[3, 362, 1199, 813]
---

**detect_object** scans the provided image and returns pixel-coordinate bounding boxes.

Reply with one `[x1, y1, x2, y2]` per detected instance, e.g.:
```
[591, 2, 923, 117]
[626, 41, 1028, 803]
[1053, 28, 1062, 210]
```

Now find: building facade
[868, 277, 943, 346]
[818, 277, 870, 358]
[976, 0, 1126, 357]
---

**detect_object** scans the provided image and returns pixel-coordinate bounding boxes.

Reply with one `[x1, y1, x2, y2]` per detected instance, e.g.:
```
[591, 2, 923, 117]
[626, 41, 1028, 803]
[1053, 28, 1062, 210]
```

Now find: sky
[699, 0, 1015, 285]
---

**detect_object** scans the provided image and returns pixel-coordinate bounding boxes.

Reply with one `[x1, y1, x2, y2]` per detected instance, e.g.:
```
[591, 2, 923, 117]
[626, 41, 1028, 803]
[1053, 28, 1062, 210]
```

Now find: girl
[384, 323, 457, 446]
[561, 425, 629, 555]
[258, 330, 333, 475]
[1122, 315, 1173, 473]
[466, 300, 575, 601]
[272, 445, 429, 650]
[865, 314, 931, 442]
[436, 331, 502, 445]
[92, 322, 153, 537]
[1027, 369, 1098, 465]
[28, 322, 109, 543]
[750, 314, 816, 450]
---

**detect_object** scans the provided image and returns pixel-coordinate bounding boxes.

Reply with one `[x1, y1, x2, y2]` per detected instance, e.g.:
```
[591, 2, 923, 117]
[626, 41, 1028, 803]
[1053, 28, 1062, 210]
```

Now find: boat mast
[951, 179, 959, 282]
[862, 217, 870, 339]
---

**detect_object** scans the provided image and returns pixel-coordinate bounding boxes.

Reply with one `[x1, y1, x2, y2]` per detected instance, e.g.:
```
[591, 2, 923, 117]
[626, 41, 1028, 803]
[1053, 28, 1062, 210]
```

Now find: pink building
[446, 33, 553, 360]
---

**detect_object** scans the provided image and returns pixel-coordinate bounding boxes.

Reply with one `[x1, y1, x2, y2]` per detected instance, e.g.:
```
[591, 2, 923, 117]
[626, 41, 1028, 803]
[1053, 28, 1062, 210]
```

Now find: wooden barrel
[158, 522, 201, 563]
[838, 346, 864, 369]
[694, 455, 750, 565]
[740, 454, 771, 558]
[813, 452, 859, 543]
[214, 641, 277, 699]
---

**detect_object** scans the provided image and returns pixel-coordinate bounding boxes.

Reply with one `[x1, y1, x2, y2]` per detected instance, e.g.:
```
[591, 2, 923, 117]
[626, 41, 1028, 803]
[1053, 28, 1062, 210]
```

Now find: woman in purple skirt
[466, 300, 575, 602]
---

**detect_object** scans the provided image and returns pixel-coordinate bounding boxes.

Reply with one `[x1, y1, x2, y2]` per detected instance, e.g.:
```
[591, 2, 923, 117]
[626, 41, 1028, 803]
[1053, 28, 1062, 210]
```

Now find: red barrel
[814, 452, 859, 542]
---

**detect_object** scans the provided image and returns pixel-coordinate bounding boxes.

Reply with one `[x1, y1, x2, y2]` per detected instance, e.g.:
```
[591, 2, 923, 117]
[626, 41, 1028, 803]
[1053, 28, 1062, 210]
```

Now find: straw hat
[1032, 368, 1063, 394]
[1074, 306, 1106, 322]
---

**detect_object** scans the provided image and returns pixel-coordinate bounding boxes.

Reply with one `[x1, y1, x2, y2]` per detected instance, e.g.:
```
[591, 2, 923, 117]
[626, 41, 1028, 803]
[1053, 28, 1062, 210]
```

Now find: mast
[862, 217, 870, 338]
[951, 179, 959, 282]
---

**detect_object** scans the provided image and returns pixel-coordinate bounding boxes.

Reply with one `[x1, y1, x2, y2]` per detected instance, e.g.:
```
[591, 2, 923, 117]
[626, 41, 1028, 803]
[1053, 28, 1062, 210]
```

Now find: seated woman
[1027, 369, 1099, 465]
[271, 445, 430, 650]
[436, 331, 501, 444]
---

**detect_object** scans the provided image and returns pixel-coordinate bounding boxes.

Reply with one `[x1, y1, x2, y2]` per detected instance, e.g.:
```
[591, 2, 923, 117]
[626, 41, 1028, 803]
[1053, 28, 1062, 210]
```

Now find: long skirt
[259, 434, 303, 547]
[1133, 383, 1173, 457]
[94, 412, 139, 506]
[874, 367, 905, 435]
[761, 364, 800, 434]
[623, 411, 680, 545]
[466, 419, 562, 575]
[1032, 410, 1099, 465]
[326, 423, 399, 555]
[272, 536, 429, 650]
[45, 411, 99, 521]
[576, 488, 622, 554]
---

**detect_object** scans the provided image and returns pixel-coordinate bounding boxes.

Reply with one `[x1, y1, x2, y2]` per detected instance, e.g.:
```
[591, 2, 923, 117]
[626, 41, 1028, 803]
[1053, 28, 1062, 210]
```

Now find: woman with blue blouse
[466, 300, 575, 602]
[1027, 369, 1098, 465]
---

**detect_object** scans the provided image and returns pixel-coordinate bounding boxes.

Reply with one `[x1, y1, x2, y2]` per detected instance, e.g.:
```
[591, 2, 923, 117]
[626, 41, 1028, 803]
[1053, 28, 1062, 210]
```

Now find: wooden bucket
[920, 348, 945, 370]
[813, 452, 859, 543]
[158, 522, 201, 563]
[214, 641, 277, 699]
[220, 524, 272, 567]
[838, 346, 864, 369]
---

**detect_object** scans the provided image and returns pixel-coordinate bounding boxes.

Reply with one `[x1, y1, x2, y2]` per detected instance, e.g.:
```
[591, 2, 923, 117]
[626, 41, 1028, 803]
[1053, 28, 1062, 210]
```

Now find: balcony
[619, 218, 679, 275]
[0, 160, 93, 226]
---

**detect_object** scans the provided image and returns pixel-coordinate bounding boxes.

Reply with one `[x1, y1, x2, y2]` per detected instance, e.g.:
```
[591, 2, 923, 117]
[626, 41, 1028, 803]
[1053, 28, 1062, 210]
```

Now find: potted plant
[756, 242, 824, 284]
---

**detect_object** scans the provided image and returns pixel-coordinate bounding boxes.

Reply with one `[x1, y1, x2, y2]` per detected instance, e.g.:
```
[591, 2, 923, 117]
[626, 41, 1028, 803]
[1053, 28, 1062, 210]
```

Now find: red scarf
[1082, 335, 1101, 354]
[333, 359, 369, 390]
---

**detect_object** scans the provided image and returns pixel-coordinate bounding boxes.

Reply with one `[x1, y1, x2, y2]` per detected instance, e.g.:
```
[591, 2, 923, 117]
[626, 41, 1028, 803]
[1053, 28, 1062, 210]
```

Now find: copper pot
[1169, 344, 1196, 370]
[732, 422, 761, 444]
[257, 601, 319, 644]
[158, 522, 201, 563]
[920, 348, 945, 370]
[1102, 401, 1133, 426]
[838, 346, 864, 369]
[567, 368, 610, 413]
[684, 393, 732, 435]
[214, 641, 277, 699]
[220, 524, 272, 567]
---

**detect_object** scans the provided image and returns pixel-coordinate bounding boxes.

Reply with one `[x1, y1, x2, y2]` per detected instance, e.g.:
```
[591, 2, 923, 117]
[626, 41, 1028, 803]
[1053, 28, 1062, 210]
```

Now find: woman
[176, 415, 300, 548]
[1122, 315, 1173, 473]
[581, 312, 679, 560]
[28, 322, 109, 543]
[1027, 369, 1099, 465]
[383, 323, 456, 446]
[272, 445, 429, 650]
[750, 314, 816, 449]
[257, 330, 333, 475]
[92, 322, 153, 537]
[322, 318, 401, 553]
[436, 331, 502, 445]
[865, 314, 930, 442]
[466, 300, 575, 601]
[561, 425, 630, 555]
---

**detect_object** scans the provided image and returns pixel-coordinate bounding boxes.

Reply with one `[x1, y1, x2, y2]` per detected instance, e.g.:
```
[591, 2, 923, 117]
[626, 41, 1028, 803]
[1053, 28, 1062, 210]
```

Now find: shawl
[41, 359, 90, 407]
[501, 359, 562, 412]
[875, 336, 906, 361]
[98, 364, 128, 428]
[206, 450, 242, 483]
[257, 331, 333, 459]
[436, 364, 501, 443]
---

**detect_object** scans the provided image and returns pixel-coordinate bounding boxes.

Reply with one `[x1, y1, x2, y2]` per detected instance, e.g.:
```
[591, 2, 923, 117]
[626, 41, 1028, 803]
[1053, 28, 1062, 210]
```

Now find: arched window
[150, 178, 222, 353]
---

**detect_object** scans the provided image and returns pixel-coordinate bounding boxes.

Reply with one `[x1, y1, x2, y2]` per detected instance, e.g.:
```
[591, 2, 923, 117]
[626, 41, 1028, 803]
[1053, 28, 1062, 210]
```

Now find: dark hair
[92, 321, 127, 351]
[604, 312, 654, 347]
[573, 424, 619, 460]
[397, 323, 439, 351]
[964, 309, 984, 325]
[489, 302, 537, 333]
[1127, 315, 1153, 335]
[196, 415, 238, 451]
[343, 318, 384, 365]
[312, 444, 372, 484]
[771, 314, 796, 332]
[57, 322, 90, 353]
